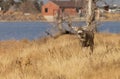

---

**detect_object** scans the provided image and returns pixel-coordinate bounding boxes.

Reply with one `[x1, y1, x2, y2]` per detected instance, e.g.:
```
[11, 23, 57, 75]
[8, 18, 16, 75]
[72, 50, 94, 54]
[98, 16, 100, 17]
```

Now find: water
[0, 22, 51, 40]
[0, 21, 119, 40]
[98, 21, 120, 33]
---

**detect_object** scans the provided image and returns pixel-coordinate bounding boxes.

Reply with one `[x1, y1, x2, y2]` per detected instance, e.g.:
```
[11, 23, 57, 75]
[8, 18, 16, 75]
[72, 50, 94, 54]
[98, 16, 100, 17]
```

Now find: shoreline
[0, 33, 119, 41]
[0, 19, 119, 23]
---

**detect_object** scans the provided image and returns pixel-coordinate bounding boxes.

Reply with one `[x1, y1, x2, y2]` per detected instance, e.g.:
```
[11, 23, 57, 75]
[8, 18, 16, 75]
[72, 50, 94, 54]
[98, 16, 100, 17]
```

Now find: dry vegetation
[104, 13, 120, 21]
[0, 11, 45, 22]
[0, 33, 120, 79]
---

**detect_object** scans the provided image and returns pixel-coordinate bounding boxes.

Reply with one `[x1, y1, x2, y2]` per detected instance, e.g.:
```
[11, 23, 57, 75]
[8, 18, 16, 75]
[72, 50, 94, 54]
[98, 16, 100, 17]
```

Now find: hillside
[0, 33, 120, 79]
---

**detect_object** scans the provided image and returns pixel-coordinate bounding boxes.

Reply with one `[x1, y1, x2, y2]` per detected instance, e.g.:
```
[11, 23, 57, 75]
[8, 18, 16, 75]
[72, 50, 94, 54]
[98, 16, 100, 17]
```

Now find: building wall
[64, 8, 78, 15]
[42, 2, 59, 16]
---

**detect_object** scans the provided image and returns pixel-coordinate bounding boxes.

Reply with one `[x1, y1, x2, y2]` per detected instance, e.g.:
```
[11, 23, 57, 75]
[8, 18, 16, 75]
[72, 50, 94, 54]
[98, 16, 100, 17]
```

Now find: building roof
[51, 0, 86, 8]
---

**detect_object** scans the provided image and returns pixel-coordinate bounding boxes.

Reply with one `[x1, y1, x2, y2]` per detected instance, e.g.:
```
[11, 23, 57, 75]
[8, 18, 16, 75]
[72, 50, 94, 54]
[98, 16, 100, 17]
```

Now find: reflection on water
[0, 21, 119, 40]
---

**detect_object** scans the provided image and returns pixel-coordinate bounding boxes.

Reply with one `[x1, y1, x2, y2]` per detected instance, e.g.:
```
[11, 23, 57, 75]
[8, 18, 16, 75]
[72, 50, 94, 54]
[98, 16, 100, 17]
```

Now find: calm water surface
[0, 21, 119, 40]
[98, 21, 120, 33]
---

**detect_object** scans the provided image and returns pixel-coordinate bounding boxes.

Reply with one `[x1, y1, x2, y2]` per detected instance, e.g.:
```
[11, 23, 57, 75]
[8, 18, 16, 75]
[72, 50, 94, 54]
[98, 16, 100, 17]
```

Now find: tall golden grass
[104, 13, 120, 21]
[0, 33, 120, 79]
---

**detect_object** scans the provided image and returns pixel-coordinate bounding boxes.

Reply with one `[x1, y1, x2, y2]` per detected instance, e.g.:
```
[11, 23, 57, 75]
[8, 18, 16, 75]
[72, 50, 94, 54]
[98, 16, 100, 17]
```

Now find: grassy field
[0, 33, 120, 79]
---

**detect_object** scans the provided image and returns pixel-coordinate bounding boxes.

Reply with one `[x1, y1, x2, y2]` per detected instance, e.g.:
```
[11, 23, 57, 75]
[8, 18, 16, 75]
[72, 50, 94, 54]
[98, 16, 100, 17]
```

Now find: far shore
[0, 11, 119, 23]
[0, 19, 119, 23]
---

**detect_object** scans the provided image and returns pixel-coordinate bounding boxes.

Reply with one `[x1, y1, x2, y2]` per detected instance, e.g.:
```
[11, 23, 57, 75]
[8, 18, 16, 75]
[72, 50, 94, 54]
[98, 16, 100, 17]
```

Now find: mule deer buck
[72, 26, 94, 53]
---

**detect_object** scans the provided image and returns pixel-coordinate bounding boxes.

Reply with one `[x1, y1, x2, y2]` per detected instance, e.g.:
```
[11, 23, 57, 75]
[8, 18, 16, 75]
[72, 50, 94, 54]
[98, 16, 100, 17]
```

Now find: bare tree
[86, 0, 108, 31]
[86, 0, 97, 32]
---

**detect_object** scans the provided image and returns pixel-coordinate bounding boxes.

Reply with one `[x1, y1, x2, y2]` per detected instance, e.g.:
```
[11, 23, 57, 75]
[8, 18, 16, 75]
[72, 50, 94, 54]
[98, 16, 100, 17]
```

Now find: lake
[0, 21, 119, 40]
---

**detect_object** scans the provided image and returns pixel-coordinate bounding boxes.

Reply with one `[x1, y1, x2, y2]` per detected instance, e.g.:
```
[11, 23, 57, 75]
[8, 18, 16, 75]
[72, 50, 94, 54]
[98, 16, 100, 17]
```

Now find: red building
[42, 0, 85, 19]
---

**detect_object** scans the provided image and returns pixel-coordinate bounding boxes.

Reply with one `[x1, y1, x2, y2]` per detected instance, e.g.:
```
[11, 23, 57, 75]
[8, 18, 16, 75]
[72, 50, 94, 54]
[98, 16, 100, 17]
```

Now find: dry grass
[0, 33, 120, 79]
[104, 13, 120, 21]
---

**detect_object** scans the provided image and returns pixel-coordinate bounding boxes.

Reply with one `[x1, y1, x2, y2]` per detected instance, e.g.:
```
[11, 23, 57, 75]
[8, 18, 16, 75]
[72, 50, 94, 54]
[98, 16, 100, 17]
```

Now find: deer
[72, 26, 94, 53]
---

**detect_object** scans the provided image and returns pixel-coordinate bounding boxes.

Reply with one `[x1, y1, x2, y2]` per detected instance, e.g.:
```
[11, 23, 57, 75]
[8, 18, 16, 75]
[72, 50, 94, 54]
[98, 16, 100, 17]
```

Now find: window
[45, 8, 48, 13]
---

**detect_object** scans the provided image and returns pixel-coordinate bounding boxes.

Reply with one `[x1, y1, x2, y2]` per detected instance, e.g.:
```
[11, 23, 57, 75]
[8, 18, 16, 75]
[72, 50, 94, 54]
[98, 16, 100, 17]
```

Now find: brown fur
[79, 30, 94, 52]
[72, 27, 94, 53]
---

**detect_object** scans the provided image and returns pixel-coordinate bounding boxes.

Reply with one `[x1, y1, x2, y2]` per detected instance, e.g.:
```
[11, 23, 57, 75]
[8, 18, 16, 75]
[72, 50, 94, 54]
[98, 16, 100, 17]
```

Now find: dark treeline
[0, 0, 44, 13]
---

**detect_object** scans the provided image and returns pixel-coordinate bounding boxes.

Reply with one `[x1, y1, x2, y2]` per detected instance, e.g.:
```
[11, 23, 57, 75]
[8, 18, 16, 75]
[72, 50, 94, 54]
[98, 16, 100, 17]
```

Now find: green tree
[20, 0, 28, 3]
[7, 0, 15, 6]
[2, 2, 10, 12]
[20, 0, 39, 13]
[33, 0, 40, 12]
[39, 1, 43, 12]
[0, 0, 4, 6]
